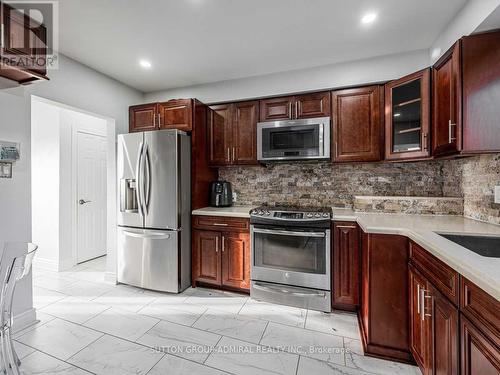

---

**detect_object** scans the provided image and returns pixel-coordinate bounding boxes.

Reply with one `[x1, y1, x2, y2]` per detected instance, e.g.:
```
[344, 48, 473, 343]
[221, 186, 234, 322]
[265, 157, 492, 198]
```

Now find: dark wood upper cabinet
[295, 92, 331, 118]
[208, 104, 232, 166]
[332, 86, 383, 162]
[158, 99, 193, 132]
[385, 69, 431, 161]
[129, 103, 158, 133]
[259, 96, 295, 121]
[461, 30, 500, 153]
[259, 92, 330, 121]
[360, 232, 412, 362]
[232, 101, 259, 165]
[0, 3, 49, 84]
[222, 232, 251, 290]
[332, 222, 360, 311]
[209, 101, 259, 166]
[433, 30, 500, 156]
[192, 230, 221, 287]
[432, 42, 461, 157]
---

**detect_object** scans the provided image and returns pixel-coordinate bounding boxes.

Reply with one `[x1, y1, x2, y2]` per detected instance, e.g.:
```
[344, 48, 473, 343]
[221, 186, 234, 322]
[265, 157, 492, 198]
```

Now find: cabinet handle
[448, 120, 457, 144]
[423, 133, 428, 151]
[417, 284, 421, 315]
[420, 288, 432, 321]
[336, 225, 357, 229]
[222, 236, 225, 253]
[295, 101, 299, 119]
[232, 147, 236, 161]
[335, 142, 338, 158]
[212, 223, 228, 226]
[289, 102, 293, 119]
[158, 113, 162, 127]
[215, 236, 219, 253]
[153, 113, 156, 127]
[227, 148, 230, 162]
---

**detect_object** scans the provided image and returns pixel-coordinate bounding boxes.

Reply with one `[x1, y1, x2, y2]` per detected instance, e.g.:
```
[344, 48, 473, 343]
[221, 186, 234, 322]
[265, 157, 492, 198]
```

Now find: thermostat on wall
[0, 162, 12, 179]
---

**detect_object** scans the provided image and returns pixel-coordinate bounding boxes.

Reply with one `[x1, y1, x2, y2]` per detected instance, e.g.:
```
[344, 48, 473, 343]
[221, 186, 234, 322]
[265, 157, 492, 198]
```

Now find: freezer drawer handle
[122, 230, 171, 240]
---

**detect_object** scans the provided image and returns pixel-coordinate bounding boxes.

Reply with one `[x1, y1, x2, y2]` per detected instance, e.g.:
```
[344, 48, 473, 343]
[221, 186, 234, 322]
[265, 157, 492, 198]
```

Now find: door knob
[79, 199, 92, 205]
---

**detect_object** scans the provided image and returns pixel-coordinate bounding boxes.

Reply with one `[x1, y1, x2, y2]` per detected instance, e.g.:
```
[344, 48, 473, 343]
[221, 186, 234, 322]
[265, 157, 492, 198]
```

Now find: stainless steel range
[250, 206, 331, 312]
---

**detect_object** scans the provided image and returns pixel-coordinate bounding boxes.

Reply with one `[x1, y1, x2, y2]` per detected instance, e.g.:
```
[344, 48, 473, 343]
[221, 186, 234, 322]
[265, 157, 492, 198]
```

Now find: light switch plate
[495, 186, 500, 204]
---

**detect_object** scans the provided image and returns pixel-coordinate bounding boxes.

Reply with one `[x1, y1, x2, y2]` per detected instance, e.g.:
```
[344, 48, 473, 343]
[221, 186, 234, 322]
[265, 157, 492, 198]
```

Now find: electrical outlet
[495, 186, 500, 204]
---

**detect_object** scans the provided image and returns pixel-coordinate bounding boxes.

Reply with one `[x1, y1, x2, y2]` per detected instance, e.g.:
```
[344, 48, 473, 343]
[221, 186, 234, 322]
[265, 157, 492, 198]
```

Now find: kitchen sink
[437, 233, 500, 258]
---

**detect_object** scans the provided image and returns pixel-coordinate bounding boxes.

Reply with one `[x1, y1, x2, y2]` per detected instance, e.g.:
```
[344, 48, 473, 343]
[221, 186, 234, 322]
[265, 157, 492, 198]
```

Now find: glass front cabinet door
[385, 69, 431, 161]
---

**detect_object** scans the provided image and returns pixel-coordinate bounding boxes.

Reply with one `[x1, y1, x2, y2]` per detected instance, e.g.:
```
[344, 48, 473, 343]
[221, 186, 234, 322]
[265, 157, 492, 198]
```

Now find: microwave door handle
[252, 228, 325, 238]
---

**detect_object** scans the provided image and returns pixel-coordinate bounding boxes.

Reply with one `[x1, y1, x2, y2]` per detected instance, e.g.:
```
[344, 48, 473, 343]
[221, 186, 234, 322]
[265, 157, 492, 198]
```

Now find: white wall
[429, 0, 500, 63]
[31, 99, 110, 272]
[0, 54, 143, 328]
[144, 49, 430, 104]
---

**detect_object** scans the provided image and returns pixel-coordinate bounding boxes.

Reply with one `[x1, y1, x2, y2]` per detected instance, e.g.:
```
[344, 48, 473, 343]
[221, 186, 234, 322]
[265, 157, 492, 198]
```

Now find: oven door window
[253, 230, 326, 274]
[261, 125, 320, 158]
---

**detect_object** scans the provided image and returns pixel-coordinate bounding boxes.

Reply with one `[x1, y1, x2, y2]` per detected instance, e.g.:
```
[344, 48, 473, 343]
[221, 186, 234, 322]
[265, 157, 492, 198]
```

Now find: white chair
[0, 243, 37, 375]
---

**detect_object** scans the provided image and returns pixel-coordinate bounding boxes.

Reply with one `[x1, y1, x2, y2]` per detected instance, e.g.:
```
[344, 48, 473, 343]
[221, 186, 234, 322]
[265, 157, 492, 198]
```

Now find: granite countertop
[332, 208, 500, 301]
[192, 206, 256, 218]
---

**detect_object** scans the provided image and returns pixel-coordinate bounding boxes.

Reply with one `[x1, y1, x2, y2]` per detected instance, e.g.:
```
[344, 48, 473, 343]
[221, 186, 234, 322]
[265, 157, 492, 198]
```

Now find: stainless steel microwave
[257, 117, 330, 162]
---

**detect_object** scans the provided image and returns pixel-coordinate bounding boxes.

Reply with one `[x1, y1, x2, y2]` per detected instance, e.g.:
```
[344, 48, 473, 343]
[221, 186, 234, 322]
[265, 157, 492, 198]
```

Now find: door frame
[31, 96, 117, 279]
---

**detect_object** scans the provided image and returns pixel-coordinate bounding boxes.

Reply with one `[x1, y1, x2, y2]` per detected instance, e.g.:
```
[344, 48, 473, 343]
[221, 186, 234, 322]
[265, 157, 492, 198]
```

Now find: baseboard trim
[12, 308, 37, 333]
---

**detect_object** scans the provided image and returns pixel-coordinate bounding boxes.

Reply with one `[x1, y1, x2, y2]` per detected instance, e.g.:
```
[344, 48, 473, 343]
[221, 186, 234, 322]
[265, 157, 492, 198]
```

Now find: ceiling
[59, 0, 467, 93]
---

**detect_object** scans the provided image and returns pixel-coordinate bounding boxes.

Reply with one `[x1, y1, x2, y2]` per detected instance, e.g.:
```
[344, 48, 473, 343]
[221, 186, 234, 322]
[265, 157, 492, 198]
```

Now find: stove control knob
[314, 213, 321, 218]
[264, 211, 271, 216]
[258, 210, 264, 215]
[306, 213, 313, 218]
[322, 213, 330, 218]
[251, 210, 258, 215]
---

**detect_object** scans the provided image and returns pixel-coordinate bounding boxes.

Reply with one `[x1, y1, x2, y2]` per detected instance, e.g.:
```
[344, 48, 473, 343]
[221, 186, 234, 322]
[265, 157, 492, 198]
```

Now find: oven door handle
[252, 228, 326, 238]
[253, 283, 327, 298]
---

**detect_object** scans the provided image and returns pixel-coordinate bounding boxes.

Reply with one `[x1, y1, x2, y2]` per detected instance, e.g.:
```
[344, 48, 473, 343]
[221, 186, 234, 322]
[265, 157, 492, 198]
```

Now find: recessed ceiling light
[361, 13, 377, 24]
[139, 60, 152, 69]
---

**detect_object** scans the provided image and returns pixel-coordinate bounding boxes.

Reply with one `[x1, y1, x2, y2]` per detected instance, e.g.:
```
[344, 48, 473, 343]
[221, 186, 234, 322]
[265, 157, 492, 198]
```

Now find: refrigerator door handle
[121, 229, 171, 240]
[135, 141, 145, 217]
[144, 144, 151, 213]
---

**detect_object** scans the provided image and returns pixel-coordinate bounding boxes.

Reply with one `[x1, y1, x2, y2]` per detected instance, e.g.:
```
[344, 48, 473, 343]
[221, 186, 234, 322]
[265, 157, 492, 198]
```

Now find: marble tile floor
[14, 256, 422, 375]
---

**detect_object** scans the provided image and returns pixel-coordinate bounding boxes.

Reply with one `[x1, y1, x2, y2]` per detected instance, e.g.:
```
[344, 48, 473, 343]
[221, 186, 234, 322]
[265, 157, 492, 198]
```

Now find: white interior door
[77, 131, 107, 263]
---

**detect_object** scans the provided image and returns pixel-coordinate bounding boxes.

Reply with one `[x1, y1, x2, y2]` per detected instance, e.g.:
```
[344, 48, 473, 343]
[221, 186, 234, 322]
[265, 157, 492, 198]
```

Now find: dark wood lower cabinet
[332, 222, 360, 311]
[429, 283, 459, 375]
[409, 265, 430, 372]
[461, 316, 500, 375]
[221, 232, 251, 290]
[192, 230, 221, 287]
[359, 232, 413, 362]
[192, 217, 250, 293]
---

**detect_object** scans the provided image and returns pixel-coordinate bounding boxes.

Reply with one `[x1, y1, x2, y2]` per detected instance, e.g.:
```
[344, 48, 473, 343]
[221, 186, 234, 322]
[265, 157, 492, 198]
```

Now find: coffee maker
[209, 181, 233, 207]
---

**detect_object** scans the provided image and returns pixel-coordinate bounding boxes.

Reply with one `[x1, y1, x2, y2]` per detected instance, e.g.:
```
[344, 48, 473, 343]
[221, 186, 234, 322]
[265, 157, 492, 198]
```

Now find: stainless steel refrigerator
[117, 129, 191, 293]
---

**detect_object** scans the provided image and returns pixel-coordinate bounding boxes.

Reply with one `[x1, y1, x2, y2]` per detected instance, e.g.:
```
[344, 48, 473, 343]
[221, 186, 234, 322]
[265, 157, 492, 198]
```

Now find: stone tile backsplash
[219, 154, 500, 225]
[219, 161, 444, 208]
[353, 196, 464, 215]
[443, 154, 500, 225]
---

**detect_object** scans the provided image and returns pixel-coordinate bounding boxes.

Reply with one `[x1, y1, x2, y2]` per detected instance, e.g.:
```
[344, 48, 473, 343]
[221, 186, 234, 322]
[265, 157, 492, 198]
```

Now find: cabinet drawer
[409, 241, 459, 305]
[193, 216, 250, 232]
[461, 277, 500, 347]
